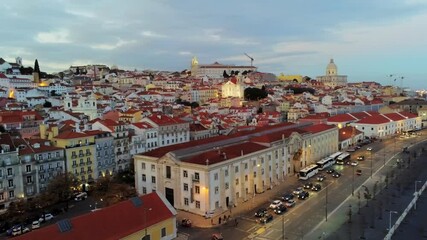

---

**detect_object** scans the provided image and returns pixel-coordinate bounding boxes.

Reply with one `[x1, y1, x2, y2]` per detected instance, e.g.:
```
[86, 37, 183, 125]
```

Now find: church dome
[326, 59, 337, 76]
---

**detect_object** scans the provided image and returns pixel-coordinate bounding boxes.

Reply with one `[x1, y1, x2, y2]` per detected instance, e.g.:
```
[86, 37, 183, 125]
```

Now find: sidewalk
[176, 174, 301, 228]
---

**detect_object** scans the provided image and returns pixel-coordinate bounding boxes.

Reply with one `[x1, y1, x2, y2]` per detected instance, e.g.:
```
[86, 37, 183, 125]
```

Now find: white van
[74, 192, 88, 201]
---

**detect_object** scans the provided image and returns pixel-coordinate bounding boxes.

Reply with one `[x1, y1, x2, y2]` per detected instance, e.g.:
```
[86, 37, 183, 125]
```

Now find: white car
[39, 213, 54, 222]
[367, 147, 373, 151]
[269, 200, 283, 209]
[351, 161, 358, 166]
[32, 220, 40, 230]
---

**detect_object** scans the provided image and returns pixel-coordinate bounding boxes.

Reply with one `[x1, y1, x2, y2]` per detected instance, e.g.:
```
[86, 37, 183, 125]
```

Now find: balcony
[86, 152, 92, 156]
[48, 168, 54, 172]
[6, 174, 15, 179]
[26, 181, 34, 185]
[72, 164, 78, 168]
[23, 170, 36, 175]
[79, 162, 85, 166]
[87, 169, 93, 174]
[39, 169, 45, 173]
[192, 176, 200, 183]
[56, 166, 63, 171]
[86, 161, 93, 165]
[39, 178, 46, 183]
[79, 154, 84, 157]
[80, 170, 86, 174]
[71, 155, 77, 159]
[8, 185, 15, 190]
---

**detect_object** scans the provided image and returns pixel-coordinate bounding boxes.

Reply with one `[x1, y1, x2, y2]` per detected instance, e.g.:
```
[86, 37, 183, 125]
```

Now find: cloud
[35, 29, 72, 44]
[193, 28, 259, 46]
[178, 51, 192, 56]
[141, 31, 166, 38]
[91, 39, 137, 50]
[65, 9, 95, 18]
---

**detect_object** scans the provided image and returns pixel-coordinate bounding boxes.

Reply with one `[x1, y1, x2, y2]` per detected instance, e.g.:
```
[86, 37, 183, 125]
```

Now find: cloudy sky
[1, 0, 427, 89]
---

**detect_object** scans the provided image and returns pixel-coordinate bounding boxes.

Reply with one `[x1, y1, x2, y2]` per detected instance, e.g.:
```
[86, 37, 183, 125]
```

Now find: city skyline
[1, 0, 427, 90]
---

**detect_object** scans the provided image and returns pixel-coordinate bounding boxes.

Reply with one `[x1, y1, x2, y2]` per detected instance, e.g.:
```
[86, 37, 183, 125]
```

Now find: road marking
[256, 227, 266, 234]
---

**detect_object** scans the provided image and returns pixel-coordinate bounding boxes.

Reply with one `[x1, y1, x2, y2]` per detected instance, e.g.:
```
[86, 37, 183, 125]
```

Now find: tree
[92, 175, 137, 207]
[0, 125, 5, 133]
[257, 107, 263, 114]
[190, 102, 200, 109]
[223, 70, 230, 78]
[34, 59, 41, 75]
[43, 101, 52, 108]
[244, 87, 268, 101]
[45, 173, 80, 207]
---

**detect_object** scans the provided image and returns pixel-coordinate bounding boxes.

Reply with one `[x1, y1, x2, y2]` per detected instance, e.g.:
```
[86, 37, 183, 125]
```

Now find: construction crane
[244, 53, 254, 67]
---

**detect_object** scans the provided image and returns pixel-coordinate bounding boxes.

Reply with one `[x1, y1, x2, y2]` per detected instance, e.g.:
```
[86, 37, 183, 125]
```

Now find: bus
[336, 152, 350, 165]
[329, 151, 343, 160]
[316, 157, 335, 170]
[299, 164, 319, 180]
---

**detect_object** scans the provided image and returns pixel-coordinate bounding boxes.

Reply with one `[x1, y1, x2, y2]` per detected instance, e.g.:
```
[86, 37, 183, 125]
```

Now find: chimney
[52, 126, 59, 138]
[241, 150, 244, 156]
[39, 124, 47, 139]
[222, 152, 227, 160]
[75, 122, 80, 132]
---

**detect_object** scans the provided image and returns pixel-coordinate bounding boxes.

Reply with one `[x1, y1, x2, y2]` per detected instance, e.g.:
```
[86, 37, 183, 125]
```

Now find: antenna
[244, 53, 254, 67]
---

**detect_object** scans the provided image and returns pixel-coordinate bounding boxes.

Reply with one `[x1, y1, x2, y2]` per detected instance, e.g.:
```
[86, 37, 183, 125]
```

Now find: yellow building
[119, 109, 142, 123]
[53, 131, 96, 187]
[277, 73, 303, 83]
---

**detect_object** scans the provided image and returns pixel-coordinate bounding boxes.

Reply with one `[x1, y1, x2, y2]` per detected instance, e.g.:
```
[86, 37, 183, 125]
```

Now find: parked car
[303, 182, 313, 189]
[74, 192, 88, 201]
[212, 233, 224, 240]
[298, 191, 310, 200]
[269, 200, 283, 209]
[274, 204, 287, 215]
[311, 184, 322, 191]
[259, 213, 273, 224]
[181, 218, 192, 227]
[350, 161, 358, 166]
[255, 208, 268, 217]
[31, 220, 40, 230]
[317, 175, 326, 182]
[39, 213, 54, 222]
[326, 168, 334, 174]
[357, 155, 365, 161]
[356, 169, 362, 176]
[281, 193, 294, 201]
[293, 187, 304, 195]
[347, 147, 356, 152]
[285, 199, 296, 208]
[332, 172, 341, 178]
[367, 147, 373, 151]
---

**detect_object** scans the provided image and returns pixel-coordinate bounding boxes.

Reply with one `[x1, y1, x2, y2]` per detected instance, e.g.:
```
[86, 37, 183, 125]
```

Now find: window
[183, 170, 188, 178]
[26, 176, 32, 184]
[225, 169, 228, 176]
[9, 191, 14, 198]
[7, 168, 12, 176]
[151, 164, 155, 171]
[214, 173, 218, 180]
[8, 179, 14, 187]
[245, 175, 248, 181]
[195, 186, 200, 194]
[184, 198, 189, 205]
[184, 183, 188, 191]
[195, 201, 200, 209]
[235, 166, 239, 173]
[161, 228, 166, 237]
[225, 183, 229, 189]
[245, 163, 248, 169]
[26, 165, 31, 173]
[235, 179, 239, 185]
[254, 171, 257, 178]
[166, 166, 171, 179]
[141, 163, 146, 170]
[142, 187, 147, 194]
[151, 176, 156, 183]
[194, 172, 200, 181]
[142, 174, 146, 182]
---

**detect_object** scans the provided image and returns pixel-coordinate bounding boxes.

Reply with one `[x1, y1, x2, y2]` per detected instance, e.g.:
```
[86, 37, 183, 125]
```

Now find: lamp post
[370, 150, 373, 178]
[352, 166, 355, 196]
[144, 207, 152, 240]
[325, 184, 328, 222]
[415, 181, 422, 210]
[388, 211, 398, 230]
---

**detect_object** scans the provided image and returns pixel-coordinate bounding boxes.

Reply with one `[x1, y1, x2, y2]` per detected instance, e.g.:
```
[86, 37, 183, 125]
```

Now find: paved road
[169, 131, 427, 240]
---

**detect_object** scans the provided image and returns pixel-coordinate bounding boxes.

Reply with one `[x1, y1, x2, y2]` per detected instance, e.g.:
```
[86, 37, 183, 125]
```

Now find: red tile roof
[15, 192, 176, 240]
[355, 114, 391, 124]
[146, 114, 187, 126]
[339, 126, 363, 141]
[327, 113, 358, 123]
[183, 142, 269, 165]
[54, 131, 88, 139]
[302, 123, 337, 134]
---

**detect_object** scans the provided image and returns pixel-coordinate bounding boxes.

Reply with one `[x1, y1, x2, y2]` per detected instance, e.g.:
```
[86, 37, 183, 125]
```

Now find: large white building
[190, 57, 257, 78]
[316, 59, 347, 88]
[134, 123, 338, 216]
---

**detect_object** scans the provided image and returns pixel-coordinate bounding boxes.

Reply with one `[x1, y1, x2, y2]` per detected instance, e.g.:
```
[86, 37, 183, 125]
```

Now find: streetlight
[325, 184, 328, 222]
[144, 207, 152, 240]
[352, 165, 355, 196]
[415, 181, 422, 210]
[370, 150, 373, 178]
[388, 211, 398, 231]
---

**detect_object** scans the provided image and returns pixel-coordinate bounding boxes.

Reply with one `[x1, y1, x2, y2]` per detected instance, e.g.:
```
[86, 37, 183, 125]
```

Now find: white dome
[326, 59, 337, 76]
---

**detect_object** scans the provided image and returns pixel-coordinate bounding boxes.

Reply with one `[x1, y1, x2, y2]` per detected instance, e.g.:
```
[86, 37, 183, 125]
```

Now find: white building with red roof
[350, 112, 421, 138]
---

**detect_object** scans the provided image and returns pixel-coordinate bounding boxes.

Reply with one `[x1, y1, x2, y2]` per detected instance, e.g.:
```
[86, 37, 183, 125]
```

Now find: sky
[1, 0, 427, 90]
